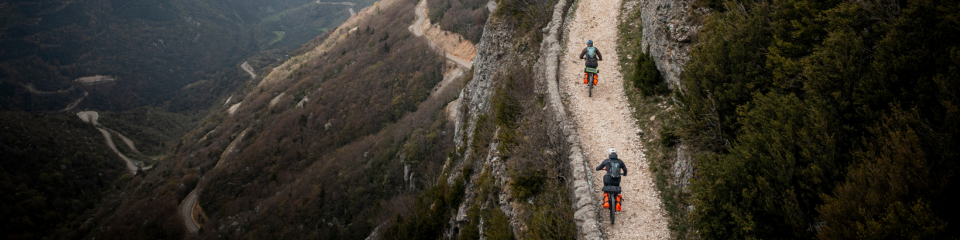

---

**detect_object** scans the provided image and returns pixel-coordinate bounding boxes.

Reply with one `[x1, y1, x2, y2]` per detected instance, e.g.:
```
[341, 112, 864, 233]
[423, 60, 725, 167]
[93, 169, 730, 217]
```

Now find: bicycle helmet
[587, 40, 593, 45]
[608, 148, 616, 154]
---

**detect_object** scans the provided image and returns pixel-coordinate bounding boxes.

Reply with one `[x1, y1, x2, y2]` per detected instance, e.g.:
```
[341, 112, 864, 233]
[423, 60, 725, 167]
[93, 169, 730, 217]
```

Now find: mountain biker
[596, 148, 626, 211]
[579, 40, 603, 85]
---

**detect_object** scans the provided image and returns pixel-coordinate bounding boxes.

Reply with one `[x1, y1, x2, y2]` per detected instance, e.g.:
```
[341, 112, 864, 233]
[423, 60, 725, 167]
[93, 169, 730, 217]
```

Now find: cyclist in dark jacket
[579, 40, 603, 68]
[597, 148, 627, 211]
[580, 40, 603, 86]
[596, 148, 627, 187]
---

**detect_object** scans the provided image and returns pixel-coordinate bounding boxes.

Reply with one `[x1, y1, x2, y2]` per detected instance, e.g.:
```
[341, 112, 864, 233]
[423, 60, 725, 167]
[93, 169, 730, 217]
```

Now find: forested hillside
[622, 0, 960, 239]
[426, 0, 490, 43]
[0, 0, 372, 112]
[0, 112, 126, 239]
[81, 0, 458, 237]
[0, 0, 376, 238]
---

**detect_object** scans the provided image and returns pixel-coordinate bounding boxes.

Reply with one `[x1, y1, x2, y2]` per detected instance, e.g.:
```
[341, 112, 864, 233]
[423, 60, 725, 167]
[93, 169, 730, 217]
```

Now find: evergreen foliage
[631, 46, 669, 96]
[680, 0, 960, 238]
[428, 0, 491, 43]
[0, 112, 126, 239]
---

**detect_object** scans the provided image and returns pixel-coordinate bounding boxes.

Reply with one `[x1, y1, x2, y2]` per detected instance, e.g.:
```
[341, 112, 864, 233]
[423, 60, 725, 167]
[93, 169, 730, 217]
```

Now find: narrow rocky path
[559, 0, 670, 238]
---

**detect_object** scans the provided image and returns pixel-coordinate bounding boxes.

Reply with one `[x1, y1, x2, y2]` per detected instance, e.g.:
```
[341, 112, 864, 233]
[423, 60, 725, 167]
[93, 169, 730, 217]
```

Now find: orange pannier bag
[603, 193, 610, 209]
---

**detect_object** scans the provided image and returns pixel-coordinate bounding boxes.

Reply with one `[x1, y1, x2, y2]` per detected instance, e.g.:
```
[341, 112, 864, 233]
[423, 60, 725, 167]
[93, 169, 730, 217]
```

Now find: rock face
[444, 11, 517, 240]
[453, 21, 513, 149]
[636, 0, 703, 89]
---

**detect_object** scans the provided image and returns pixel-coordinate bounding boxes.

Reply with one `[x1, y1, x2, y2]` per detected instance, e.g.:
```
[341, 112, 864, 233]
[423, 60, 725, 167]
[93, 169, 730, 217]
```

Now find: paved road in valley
[181, 188, 202, 234]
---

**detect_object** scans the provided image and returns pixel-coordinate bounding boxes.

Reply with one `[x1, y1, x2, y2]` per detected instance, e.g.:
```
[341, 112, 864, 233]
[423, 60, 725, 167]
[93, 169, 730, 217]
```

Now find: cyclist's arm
[596, 49, 603, 61]
[621, 161, 628, 176]
[595, 159, 609, 171]
[579, 48, 587, 59]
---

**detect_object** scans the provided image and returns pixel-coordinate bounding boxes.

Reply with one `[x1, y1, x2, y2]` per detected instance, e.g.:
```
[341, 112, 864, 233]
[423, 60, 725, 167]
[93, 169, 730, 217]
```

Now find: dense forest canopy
[0, 112, 126, 240]
[675, 0, 960, 238]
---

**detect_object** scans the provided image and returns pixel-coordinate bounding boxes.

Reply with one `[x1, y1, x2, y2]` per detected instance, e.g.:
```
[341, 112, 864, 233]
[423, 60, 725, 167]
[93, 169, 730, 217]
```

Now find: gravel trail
[560, 0, 670, 238]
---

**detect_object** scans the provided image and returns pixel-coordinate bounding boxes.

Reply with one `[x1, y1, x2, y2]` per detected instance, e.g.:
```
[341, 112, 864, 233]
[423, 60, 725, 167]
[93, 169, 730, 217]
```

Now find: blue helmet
[587, 40, 593, 45]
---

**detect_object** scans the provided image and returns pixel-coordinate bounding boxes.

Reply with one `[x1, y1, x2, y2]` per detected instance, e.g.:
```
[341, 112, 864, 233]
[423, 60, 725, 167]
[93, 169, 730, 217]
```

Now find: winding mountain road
[560, 0, 670, 238]
[410, 0, 473, 68]
[77, 111, 151, 175]
[181, 188, 202, 234]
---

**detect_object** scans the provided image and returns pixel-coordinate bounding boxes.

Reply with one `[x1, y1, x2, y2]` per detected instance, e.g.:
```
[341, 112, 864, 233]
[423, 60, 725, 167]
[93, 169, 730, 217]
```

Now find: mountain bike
[584, 67, 599, 97]
[602, 185, 621, 225]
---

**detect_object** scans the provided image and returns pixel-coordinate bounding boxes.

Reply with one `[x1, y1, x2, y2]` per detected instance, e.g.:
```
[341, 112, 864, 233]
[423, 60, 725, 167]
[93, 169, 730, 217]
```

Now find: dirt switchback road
[559, 0, 670, 238]
[77, 111, 150, 175]
[410, 0, 474, 68]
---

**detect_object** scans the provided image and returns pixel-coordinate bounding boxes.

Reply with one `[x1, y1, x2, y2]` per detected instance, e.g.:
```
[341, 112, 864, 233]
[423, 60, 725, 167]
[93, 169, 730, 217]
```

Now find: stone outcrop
[444, 9, 517, 240]
[452, 21, 513, 150]
[635, 0, 704, 89]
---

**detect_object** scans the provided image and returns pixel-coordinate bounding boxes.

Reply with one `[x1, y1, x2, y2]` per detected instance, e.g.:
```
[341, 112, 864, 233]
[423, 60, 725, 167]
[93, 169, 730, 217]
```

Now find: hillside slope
[0, 0, 369, 112]
[78, 0, 476, 238]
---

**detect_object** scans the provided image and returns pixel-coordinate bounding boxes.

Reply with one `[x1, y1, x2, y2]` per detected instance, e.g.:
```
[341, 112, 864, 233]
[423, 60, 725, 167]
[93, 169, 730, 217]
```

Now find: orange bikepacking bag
[603, 193, 610, 209]
[602, 193, 623, 211]
[584, 68, 599, 85]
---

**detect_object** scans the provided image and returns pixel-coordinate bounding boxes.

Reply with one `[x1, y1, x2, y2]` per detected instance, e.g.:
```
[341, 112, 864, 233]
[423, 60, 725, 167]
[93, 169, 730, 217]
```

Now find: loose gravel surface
[560, 0, 670, 238]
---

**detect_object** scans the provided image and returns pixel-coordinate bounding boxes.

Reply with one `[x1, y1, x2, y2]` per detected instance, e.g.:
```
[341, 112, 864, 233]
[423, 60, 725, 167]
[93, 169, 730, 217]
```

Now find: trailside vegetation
[428, 0, 491, 44]
[676, 0, 960, 239]
[617, 1, 695, 237]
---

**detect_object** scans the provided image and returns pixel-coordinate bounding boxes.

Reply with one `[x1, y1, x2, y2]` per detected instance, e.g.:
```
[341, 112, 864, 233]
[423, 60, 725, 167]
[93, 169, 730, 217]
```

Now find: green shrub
[509, 173, 544, 200]
[632, 46, 669, 96]
[483, 206, 516, 240]
[658, 124, 678, 148]
[460, 204, 482, 240]
[526, 186, 576, 240]
[680, 0, 960, 239]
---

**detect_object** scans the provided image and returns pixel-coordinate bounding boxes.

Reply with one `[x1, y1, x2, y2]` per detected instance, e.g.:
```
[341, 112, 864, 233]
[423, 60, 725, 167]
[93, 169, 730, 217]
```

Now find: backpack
[608, 160, 622, 178]
[587, 47, 598, 61]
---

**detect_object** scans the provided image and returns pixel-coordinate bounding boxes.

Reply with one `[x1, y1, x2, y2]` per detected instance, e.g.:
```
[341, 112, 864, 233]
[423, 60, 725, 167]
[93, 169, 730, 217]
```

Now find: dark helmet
[587, 40, 593, 45]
